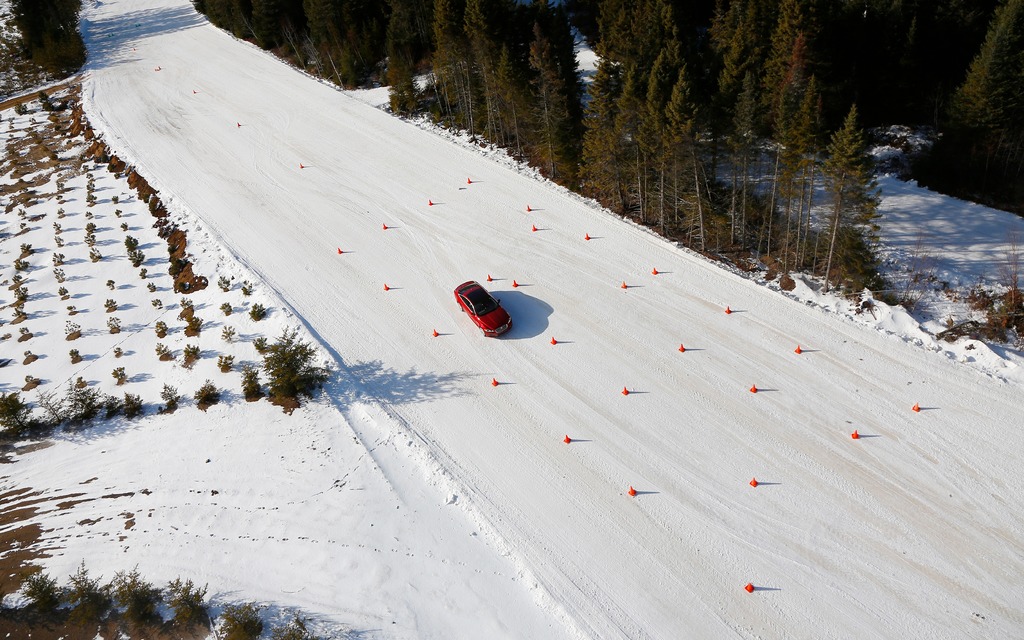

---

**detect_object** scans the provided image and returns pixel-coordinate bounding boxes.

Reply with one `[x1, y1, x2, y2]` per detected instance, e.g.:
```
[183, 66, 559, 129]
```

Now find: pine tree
[821, 104, 879, 292]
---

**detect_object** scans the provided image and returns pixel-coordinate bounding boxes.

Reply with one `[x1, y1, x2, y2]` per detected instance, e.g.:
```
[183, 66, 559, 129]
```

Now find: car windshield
[465, 287, 498, 315]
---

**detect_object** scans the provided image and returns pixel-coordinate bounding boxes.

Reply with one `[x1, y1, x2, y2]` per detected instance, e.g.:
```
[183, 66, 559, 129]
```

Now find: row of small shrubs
[20, 563, 318, 639]
[0, 328, 328, 437]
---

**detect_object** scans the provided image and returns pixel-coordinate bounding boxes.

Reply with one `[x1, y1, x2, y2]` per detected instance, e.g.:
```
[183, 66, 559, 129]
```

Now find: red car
[454, 281, 512, 337]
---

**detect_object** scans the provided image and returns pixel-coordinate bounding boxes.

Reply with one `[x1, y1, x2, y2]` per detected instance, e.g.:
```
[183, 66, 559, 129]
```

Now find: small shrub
[23, 375, 41, 391]
[58, 286, 69, 298]
[114, 347, 123, 358]
[14, 286, 28, 303]
[105, 298, 117, 312]
[129, 249, 145, 267]
[253, 337, 268, 353]
[11, 273, 24, 286]
[219, 602, 263, 640]
[104, 394, 124, 419]
[52, 252, 65, 266]
[111, 195, 119, 204]
[23, 350, 37, 364]
[85, 222, 96, 234]
[249, 303, 267, 321]
[89, 248, 102, 262]
[54, 268, 66, 283]
[222, 326, 236, 342]
[241, 364, 262, 400]
[0, 392, 34, 435]
[114, 208, 122, 217]
[123, 393, 143, 418]
[107, 317, 122, 334]
[106, 279, 116, 290]
[57, 206, 65, 216]
[152, 298, 162, 308]
[161, 384, 180, 411]
[75, 376, 87, 389]
[67, 384, 103, 423]
[54, 235, 64, 248]
[112, 367, 127, 385]
[218, 276, 231, 291]
[155, 321, 168, 338]
[270, 616, 319, 640]
[263, 328, 328, 402]
[22, 571, 61, 613]
[125, 235, 139, 251]
[53, 222, 62, 233]
[194, 380, 221, 409]
[14, 259, 28, 271]
[140, 267, 148, 279]
[156, 343, 172, 360]
[121, 222, 129, 231]
[221, 302, 232, 316]
[166, 578, 208, 628]
[19, 326, 31, 339]
[66, 562, 112, 626]
[13, 307, 27, 322]
[217, 355, 234, 372]
[185, 315, 203, 337]
[112, 566, 161, 625]
[66, 321, 81, 339]
[241, 281, 253, 296]
[182, 344, 200, 368]
[67, 304, 77, 315]
[19, 243, 32, 256]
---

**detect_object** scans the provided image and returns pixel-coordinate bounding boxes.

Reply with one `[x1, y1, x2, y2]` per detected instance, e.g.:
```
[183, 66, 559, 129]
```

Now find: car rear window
[466, 287, 498, 315]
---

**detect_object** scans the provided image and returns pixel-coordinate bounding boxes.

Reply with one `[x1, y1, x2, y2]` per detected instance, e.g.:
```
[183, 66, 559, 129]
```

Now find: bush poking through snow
[104, 394, 123, 419]
[111, 566, 162, 626]
[218, 355, 234, 372]
[241, 364, 262, 401]
[129, 249, 146, 268]
[22, 571, 61, 613]
[123, 393, 144, 419]
[0, 392, 35, 436]
[182, 345, 200, 368]
[220, 602, 263, 640]
[166, 577, 208, 628]
[155, 321, 168, 338]
[218, 276, 231, 291]
[107, 317, 122, 334]
[221, 302, 232, 316]
[156, 343, 172, 361]
[194, 380, 221, 410]
[222, 326, 236, 342]
[112, 367, 127, 385]
[270, 616, 320, 640]
[185, 315, 204, 337]
[67, 385, 103, 423]
[161, 384, 180, 412]
[253, 337, 268, 353]
[69, 349, 81, 363]
[249, 303, 267, 321]
[262, 328, 328, 403]
[241, 281, 253, 296]
[66, 562, 112, 626]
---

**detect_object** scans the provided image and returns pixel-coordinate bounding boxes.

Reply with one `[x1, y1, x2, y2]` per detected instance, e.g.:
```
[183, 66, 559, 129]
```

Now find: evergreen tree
[10, 0, 85, 74]
[821, 105, 879, 292]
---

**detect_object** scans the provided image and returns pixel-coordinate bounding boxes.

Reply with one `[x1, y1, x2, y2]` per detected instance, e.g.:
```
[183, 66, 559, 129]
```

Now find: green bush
[241, 364, 262, 400]
[22, 571, 61, 612]
[249, 303, 267, 321]
[0, 392, 35, 435]
[123, 393, 144, 419]
[161, 384, 180, 411]
[270, 616, 320, 640]
[220, 602, 263, 640]
[66, 562, 112, 626]
[194, 380, 221, 408]
[167, 577, 208, 628]
[262, 329, 328, 402]
[111, 566, 162, 625]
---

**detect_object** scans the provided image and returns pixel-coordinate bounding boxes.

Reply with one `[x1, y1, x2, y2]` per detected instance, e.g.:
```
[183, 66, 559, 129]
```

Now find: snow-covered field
[3, 0, 1024, 638]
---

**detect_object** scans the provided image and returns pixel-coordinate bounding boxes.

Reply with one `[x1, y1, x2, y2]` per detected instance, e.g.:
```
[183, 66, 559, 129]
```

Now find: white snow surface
[2, 0, 1023, 638]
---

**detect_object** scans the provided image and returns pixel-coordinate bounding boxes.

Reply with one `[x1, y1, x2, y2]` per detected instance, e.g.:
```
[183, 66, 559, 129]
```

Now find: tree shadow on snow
[328, 361, 472, 406]
[82, 6, 205, 71]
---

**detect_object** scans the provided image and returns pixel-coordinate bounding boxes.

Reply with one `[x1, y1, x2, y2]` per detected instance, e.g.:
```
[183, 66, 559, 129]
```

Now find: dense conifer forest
[11, 0, 1024, 292]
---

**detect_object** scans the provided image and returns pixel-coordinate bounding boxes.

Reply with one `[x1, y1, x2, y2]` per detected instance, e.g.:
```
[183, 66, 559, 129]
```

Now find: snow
[2, 0, 1024, 638]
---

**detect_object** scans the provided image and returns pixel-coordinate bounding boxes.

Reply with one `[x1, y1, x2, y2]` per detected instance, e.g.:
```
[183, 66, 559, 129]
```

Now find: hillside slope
[77, 0, 1024, 637]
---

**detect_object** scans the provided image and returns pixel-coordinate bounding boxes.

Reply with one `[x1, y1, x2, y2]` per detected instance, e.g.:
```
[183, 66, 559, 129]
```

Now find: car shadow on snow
[490, 290, 553, 340]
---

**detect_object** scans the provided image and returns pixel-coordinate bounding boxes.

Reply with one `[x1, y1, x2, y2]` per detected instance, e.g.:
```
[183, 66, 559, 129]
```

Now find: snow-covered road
[78, 0, 1024, 637]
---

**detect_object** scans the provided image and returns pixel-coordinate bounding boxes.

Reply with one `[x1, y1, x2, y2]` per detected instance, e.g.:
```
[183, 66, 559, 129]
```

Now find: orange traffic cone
[383, 283, 390, 291]
[584, 233, 591, 241]
[512, 280, 519, 288]
[620, 281, 628, 289]
[651, 268, 659, 275]
[749, 477, 758, 487]
[621, 387, 630, 396]
[382, 223, 388, 231]
[337, 247, 343, 255]
[491, 378, 499, 387]
[795, 344, 802, 354]
[467, 177, 472, 184]
[628, 486, 637, 497]
[531, 224, 538, 232]
[912, 403, 920, 413]
[526, 204, 532, 212]
[725, 306, 732, 314]
[744, 583, 755, 593]
[678, 344, 686, 353]
[486, 274, 493, 282]
[432, 329, 439, 338]
[236, 122, 241, 128]
[564, 435, 571, 444]
[428, 199, 434, 206]
[851, 430, 860, 440]
[299, 163, 305, 169]
[550, 337, 558, 345]
[749, 384, 758, 393]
